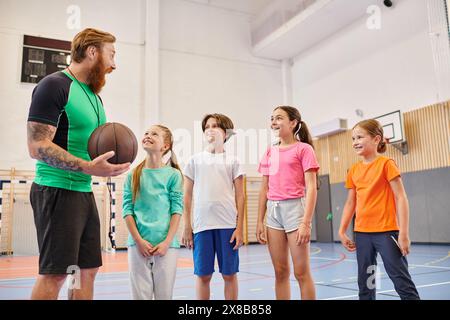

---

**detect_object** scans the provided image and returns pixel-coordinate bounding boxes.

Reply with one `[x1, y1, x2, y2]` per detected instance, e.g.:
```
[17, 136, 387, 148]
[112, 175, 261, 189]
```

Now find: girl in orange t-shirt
[338, 119, 419, 300]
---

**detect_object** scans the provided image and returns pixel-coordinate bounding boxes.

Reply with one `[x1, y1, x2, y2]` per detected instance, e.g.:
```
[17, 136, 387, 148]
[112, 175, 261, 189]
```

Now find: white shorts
[266, 198, 305, 233]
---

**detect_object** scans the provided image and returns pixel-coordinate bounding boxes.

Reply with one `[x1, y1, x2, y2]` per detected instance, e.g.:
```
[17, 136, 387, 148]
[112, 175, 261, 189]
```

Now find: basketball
[88, 122, 138, 164]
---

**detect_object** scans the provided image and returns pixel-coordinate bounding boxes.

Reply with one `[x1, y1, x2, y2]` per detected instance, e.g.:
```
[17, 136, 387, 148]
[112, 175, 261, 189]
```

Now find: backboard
[374, 110, 405, 144]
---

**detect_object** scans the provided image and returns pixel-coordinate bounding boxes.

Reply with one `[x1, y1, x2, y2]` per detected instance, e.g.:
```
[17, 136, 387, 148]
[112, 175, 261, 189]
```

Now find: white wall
[0, 0, 145, 170]
[291, 0, 449, 129]
[0, 0, 283, 176]
[159, 0, 282, 175]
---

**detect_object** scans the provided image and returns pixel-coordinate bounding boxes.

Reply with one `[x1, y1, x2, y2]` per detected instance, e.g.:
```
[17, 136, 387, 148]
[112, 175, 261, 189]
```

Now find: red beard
[87, 54, 113, 94]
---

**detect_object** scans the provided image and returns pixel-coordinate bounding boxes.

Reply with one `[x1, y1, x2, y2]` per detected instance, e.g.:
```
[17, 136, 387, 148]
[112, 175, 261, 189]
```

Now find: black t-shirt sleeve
[27, 72, 71, 126]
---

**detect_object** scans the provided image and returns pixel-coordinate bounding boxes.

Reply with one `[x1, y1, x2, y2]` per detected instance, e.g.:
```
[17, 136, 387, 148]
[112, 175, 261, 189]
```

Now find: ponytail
[297, 120, 320, 190]
[378, 139, 387, 153]
[131, 159, 146, 203]
[295, 120, 314, 148]
[166, 148, 184, 182]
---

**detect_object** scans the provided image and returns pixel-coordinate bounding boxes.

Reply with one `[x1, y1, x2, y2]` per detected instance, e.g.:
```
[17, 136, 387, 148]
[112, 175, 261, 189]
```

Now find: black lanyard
[67, 68, 100, 127]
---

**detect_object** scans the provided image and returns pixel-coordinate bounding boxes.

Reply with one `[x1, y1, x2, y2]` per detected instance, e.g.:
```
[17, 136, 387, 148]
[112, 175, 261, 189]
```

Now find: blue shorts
[193, 228, 239, 276]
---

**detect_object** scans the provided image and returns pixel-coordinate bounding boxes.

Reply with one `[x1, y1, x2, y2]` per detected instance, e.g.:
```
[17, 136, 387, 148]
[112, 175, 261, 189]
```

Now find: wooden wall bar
[313, 101, 450, 184]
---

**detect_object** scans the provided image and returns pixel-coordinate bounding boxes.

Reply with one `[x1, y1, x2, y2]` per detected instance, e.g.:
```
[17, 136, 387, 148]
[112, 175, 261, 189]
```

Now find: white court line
[239, 254, 331, 266]
[409, 264, 450, 270]
[238, 248, 321, 259]
[322, 281, 450, 300]
[311, 257, 450, 270]
[93, 278, 129, 284]
[0, 277, 36, 282]
[423, 252, 450, 265]
[235, 253, 269, 258]
[0, 272, 131, 284]
[249, 288, 263, 292]
[2, 263, 448, 285]
[240, 260, 272, 266]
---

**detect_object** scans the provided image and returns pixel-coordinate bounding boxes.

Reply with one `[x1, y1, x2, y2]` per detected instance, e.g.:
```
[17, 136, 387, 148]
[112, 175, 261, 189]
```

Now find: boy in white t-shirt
[182, 113, 245, 300]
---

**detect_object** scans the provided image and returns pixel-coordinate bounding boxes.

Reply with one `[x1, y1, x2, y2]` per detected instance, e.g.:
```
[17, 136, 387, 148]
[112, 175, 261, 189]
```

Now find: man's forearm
[36, 142, 86, 172]
[28, 121, 87, 172]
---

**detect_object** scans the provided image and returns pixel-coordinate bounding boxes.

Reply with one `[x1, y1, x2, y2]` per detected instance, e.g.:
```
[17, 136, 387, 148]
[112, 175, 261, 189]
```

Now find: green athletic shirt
[27, 70, 107, 192]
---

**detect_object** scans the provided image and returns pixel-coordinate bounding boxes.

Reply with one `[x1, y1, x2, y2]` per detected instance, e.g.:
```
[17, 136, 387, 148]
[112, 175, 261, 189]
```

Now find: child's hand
[296, 222, 311, 245]
[339, 232, 356, 252]
[398, 233, 410, 256]
[151, 241, 169, 256]
[136, 238, 154, 257]
[230, 228, 244, 250]
[182, 227, 194, 250]
[256, 223, 267, 244]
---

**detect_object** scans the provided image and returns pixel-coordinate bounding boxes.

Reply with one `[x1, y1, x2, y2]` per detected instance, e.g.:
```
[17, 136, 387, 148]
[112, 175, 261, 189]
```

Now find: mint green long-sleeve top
[122, 166, 183, 248]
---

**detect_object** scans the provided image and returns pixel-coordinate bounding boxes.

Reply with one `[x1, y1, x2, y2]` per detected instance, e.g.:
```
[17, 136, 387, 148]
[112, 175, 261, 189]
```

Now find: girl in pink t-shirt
[257, 106, 320, 300]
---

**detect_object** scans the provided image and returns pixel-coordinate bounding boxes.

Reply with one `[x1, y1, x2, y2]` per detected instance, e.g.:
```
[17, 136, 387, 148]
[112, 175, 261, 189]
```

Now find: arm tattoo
[37, 146, 83, 172]
[27, 122, 54, 142]
[28, 122, 83, 172]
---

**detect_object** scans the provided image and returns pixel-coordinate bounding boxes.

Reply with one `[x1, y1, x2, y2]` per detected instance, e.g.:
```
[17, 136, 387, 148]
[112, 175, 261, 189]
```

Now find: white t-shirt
[184, 151, 245, 234]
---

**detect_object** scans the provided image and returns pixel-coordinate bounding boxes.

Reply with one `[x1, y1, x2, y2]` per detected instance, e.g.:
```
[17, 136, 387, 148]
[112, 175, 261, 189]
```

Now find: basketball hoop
[375, 111, 408, 155]
[388, 139, 409, 155]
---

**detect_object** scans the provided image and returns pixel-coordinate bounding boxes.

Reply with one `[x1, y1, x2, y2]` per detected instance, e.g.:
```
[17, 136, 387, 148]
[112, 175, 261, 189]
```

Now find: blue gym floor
[1, 243, 449, 300]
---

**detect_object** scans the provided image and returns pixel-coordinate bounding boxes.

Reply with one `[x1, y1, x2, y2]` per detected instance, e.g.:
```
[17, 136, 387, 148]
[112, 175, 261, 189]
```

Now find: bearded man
[26, 28, 130, 300]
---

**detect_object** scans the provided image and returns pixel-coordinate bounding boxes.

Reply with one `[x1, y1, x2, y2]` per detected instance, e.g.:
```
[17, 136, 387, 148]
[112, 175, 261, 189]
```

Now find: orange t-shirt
[345, 156, 401, 232]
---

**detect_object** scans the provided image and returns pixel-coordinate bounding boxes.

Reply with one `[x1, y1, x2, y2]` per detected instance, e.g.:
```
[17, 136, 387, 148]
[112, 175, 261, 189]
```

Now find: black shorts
[30, 182, 102, 274]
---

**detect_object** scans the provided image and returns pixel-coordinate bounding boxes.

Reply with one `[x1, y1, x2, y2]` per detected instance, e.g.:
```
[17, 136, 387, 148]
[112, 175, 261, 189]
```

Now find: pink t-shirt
[258, 142, 320, 200]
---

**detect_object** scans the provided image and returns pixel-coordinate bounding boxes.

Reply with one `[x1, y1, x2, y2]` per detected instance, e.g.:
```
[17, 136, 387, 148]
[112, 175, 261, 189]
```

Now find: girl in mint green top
[122, 125, 183, 300]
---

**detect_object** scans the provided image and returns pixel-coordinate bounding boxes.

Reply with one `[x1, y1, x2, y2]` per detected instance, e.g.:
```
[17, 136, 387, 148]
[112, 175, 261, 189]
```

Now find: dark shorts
[30, 182, 102, 274]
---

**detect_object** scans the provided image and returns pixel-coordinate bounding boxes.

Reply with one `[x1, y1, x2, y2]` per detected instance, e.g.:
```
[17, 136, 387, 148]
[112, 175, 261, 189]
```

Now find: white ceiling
[252, 0, 404, 60]
[253, 0, 376, 59]
[198, 0, 274, 15]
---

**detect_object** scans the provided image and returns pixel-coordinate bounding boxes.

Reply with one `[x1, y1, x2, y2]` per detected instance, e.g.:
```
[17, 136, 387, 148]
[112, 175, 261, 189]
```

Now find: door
[315, 175, 333, 242]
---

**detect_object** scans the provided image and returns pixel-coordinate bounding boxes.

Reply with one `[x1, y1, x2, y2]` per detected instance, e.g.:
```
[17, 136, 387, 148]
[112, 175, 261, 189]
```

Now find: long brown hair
[353, 119, 387, 153]
[131, 125, 182, 203]
[274, 106, 319, 189]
